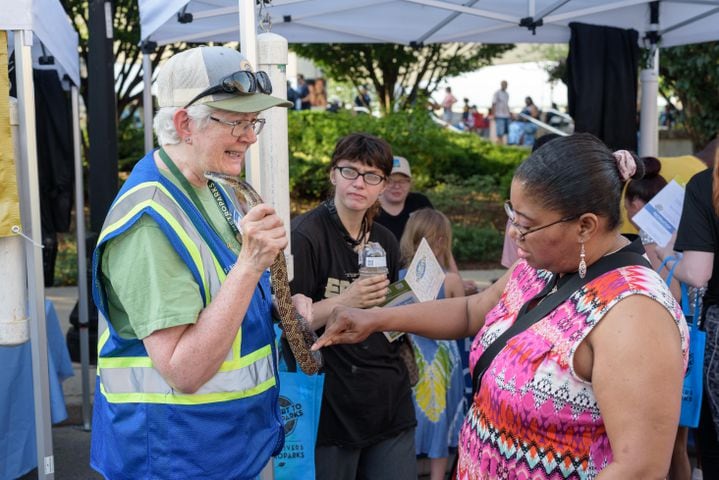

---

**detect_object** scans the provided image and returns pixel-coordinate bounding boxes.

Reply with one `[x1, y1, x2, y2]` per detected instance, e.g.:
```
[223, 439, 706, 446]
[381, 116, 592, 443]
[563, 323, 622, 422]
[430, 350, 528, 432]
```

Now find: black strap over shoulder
[324, 200, 368, 249]
[471, 241, 649, 395]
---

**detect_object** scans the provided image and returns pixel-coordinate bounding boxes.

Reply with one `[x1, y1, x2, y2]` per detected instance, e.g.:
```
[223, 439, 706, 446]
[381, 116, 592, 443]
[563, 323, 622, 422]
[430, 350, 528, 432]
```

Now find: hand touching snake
[205, 171, 323, 375]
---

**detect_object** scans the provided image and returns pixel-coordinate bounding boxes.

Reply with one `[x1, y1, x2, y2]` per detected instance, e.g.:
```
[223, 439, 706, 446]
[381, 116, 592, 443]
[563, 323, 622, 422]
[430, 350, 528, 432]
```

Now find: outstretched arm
[312, 266, 511, 349]
[307, 274, 390, 330]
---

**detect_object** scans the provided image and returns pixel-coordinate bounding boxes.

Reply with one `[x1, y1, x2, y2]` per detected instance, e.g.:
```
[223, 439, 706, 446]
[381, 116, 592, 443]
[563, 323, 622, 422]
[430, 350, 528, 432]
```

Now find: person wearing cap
[377, 157, 476, 296]
[376, 156, 433, 240]
[89, 46, 293, 480]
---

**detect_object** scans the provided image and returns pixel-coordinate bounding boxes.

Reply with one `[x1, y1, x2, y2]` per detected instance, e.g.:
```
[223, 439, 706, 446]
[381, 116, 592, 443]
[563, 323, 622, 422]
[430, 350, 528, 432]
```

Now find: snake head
[204, 171, 241, 187]
[204, 171, 264, 207]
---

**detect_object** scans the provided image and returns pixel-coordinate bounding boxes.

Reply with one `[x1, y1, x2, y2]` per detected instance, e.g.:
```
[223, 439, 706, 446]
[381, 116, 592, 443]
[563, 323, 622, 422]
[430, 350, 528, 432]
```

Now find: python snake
[204, 171, 323, 375]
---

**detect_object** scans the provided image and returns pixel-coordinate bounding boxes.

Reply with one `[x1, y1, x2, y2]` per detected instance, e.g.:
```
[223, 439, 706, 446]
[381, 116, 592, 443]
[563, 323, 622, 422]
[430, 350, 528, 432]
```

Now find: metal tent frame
[1, 1, 88, 478]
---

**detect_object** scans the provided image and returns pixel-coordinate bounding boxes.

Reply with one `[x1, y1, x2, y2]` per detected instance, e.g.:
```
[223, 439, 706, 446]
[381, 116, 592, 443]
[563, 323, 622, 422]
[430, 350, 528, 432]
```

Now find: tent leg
[14, 29, 55, 479]
[239, 0, 261, 189]
[72, 85, 92, 431]
[142, 50, 154, 153]
[639, 48, 659, 157]
[257, 32, 293, 280]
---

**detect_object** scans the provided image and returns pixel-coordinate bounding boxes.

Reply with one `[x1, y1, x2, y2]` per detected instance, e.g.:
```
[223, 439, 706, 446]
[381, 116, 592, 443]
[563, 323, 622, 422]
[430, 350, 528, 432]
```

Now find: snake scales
[204, 171, 323, 375]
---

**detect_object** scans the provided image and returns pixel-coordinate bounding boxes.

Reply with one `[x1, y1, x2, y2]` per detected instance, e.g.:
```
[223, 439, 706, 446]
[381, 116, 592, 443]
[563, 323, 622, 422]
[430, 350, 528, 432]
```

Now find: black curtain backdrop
[34, 69, 75, 236]
[567, 22, 639, 151]
[10, 65, 75, 285]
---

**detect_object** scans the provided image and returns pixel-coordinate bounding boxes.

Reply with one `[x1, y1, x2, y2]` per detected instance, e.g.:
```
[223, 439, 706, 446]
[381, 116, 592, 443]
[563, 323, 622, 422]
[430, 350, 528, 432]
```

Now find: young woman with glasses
[314, 133, 689, 479]
[290, 133, 418, 480]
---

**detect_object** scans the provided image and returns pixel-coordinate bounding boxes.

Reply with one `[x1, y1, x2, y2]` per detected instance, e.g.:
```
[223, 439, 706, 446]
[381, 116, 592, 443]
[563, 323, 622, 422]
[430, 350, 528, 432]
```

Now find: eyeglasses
[334, 166, 386, 186]
[504, 200, 578, 241]
[387, 176, 411, 187]
[184, 70, 273, 108]
[209, 116, 266, 136]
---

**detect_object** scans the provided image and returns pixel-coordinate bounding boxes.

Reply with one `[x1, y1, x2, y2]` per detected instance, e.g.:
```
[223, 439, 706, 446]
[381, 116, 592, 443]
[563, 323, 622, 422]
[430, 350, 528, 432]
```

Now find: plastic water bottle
[358, 241, 388, 280]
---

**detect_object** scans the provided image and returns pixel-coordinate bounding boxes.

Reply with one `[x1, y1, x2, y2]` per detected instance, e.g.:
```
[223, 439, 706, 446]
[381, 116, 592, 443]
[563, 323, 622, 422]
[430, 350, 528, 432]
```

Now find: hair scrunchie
[613, 150, 636, 181]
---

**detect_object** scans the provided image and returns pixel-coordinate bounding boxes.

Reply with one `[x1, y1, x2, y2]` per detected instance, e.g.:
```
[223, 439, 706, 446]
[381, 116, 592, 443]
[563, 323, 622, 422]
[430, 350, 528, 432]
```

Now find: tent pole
[639, 48, 659, 157]
[258, 32, 293, 280]
[639, 1, 660, 157]
[14, 29, 55, 479]
[72, 84, 92, 431]
[238, 0, 262, 192]
[142, 44, 155, 153]
[240, 11, 275, 480]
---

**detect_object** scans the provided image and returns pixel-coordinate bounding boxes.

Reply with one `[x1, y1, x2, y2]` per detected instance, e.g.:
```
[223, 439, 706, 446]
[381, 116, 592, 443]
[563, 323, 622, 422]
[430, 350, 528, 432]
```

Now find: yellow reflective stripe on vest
[95, 181, 270, 405]
[98, 312, 246, 369]
[98, 350, 276, 405]
[99, 196, 212, 304]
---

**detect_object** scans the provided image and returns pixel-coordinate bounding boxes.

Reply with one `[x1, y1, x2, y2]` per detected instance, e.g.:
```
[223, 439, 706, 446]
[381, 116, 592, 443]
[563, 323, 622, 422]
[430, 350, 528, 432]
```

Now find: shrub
[54, 233, 78, 286]
[451, 225, 504, 264]
[117, 116, 147, 172]
[288, 108, 528, 202]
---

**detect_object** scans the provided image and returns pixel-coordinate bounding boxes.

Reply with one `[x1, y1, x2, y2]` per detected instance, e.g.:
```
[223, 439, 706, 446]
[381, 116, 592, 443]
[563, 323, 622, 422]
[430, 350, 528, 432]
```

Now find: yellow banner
[0, 31, 21, 237]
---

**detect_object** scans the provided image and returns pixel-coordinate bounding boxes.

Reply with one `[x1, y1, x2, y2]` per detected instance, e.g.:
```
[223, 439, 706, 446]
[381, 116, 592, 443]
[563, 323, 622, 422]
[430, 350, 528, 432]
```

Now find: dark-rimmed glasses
[209, 116, 266, 136]
[334, 166, 386, 186]
[387, 175, 411, 187]
[504, 200, 579, 241]
[184, 70, 273, 108]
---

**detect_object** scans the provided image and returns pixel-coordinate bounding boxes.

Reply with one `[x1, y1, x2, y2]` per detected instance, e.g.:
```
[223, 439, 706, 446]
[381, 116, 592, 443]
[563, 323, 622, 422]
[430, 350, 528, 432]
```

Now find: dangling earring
[578, 242, 587, 279]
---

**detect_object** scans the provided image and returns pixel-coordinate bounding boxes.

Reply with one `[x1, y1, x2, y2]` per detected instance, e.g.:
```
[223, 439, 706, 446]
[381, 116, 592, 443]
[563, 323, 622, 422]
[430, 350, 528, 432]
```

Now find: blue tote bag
[273, 326, 324, 480]
[661, 257, 706, 428]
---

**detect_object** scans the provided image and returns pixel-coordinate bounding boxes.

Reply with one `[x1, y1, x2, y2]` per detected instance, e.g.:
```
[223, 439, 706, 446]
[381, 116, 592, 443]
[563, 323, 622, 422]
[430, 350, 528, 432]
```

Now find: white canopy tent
[139, 0, 719, 47]
[1, 1, 88, 478]
[135, 1, 719, 287]
[138, 0, 719, 165]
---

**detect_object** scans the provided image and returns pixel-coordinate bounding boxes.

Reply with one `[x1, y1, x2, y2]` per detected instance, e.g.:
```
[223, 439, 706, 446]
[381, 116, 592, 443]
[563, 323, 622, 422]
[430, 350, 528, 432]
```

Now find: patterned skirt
[411, 335, 467, 458]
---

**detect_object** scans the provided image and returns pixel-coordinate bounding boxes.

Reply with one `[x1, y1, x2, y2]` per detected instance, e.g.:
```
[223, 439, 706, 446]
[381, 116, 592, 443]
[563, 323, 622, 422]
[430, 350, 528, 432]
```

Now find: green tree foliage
[287, 108, 522, 264]
[660, 41, 719, 149]
[291, 43, 513, 114]
[60, 0, 180, 154]
[288, 108, 527, 201]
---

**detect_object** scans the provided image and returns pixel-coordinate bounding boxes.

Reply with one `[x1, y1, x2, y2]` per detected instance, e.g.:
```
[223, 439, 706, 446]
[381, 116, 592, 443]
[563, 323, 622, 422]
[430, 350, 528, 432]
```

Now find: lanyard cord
[324, 199, 368, 250]
[157, 148, 241, 241]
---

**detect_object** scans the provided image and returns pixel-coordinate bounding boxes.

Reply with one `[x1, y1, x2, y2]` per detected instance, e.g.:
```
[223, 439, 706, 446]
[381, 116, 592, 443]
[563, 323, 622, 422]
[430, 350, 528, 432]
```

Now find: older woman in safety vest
[91, 46, 292, 480]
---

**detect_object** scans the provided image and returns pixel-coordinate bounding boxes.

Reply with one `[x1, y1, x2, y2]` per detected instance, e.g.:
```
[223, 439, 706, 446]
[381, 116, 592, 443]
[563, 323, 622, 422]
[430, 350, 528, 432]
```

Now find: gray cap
[156, 46, 292, 113]
[391, 156, 412, 178]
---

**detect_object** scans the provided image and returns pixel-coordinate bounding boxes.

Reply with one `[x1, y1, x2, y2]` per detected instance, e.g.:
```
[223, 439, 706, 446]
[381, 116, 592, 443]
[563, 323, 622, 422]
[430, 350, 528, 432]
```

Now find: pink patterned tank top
[456, 260, 688, 479]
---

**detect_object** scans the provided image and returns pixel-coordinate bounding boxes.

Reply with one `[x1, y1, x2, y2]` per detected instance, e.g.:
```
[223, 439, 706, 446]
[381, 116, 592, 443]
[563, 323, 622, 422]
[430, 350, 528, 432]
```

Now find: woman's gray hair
[153, 104, 214, 145]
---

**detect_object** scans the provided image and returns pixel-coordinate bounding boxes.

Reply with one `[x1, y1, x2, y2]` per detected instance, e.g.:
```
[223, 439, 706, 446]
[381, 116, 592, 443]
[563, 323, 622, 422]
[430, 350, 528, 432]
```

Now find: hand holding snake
[205, 171, 324, 375]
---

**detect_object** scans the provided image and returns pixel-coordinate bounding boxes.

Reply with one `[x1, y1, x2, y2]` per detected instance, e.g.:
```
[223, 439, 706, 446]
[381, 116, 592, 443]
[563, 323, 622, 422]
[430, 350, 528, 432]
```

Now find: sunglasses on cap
[184, 70, 273, 108]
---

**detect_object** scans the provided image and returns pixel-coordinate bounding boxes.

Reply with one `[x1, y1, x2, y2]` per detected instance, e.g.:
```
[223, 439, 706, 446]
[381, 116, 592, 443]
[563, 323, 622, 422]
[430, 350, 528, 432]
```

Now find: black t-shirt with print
[375, 192, 433, 241]
[674, 169, 719, 306]
[290, 203, 415, 448]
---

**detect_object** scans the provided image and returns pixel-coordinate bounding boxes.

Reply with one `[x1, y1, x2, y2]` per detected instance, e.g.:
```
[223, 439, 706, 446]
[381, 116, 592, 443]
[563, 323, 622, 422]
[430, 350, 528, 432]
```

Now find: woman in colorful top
[399, 209, 465, 480]
[313, 133, 689, 479]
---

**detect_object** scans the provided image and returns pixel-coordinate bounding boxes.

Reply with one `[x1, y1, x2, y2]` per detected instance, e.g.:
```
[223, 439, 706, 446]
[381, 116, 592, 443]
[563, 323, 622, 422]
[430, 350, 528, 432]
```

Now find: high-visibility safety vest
[90, 151, 283, 480]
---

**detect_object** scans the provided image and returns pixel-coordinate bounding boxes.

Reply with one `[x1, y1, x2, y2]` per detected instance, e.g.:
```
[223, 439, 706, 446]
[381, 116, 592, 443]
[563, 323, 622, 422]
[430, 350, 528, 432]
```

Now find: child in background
[399, 209, 465, 480]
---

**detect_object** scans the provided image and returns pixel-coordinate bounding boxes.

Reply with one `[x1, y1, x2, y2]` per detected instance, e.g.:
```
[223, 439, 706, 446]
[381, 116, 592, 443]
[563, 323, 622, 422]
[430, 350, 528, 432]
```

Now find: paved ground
[20, 270, 505, 479]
